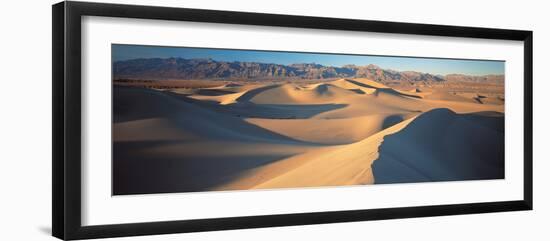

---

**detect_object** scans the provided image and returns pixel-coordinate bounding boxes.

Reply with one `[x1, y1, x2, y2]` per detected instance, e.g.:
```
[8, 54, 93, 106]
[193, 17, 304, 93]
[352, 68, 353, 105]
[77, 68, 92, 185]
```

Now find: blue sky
[112, 44, 504, 76]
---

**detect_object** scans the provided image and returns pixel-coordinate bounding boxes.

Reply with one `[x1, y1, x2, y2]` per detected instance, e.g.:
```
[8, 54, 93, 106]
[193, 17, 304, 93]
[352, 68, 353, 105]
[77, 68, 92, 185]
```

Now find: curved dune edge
[215, 116, 416, 190]
[186, 78, 502, 114]
[217, 107, 504, 191]
[113, 77, 505, 194]
[244, 113, 413, 145]
[372, 108, 504, 184]
[187, 83, 267, 105]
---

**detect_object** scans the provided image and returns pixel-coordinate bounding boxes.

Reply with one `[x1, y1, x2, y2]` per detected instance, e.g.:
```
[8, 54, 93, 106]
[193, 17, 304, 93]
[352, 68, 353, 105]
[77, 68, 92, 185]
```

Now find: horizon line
[112, 44, 505, 76]
[114, 56, 505, 77]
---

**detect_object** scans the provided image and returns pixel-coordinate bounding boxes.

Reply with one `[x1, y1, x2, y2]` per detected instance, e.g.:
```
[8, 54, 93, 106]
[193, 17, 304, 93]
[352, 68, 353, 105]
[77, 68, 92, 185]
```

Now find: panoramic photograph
[112, 44, 505, 195]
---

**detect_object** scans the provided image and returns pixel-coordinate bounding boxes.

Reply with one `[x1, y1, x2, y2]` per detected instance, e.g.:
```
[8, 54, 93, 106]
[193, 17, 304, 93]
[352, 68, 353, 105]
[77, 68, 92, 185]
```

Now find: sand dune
[220, 108, 503, 189]
[113, 77, 505, 194]
[330, 78, 377, 95]
[188, 78, 502, 117]
[218, 116, 416, 190]
[113, 86, 323, 194]
[245, 113, 413, 145]
[423, 90, 479, 103]
[114, 87, 311, 143]
[186, 83, 264, 105]
[372, 108, 504, 183]
[246, 83, 361, 105]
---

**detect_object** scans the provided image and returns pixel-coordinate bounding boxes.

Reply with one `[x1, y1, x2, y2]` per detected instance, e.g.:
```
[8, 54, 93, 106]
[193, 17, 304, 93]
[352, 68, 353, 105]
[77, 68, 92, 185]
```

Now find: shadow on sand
[372, 108, 504, 184]
[113, 140, 296, 195]
[112, 86, 337, 195]
[115, 86, 348, 122]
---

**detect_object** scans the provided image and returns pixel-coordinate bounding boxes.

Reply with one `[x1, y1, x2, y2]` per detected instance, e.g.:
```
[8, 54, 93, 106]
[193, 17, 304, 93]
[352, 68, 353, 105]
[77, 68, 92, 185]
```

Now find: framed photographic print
[52, 1, 533, 240]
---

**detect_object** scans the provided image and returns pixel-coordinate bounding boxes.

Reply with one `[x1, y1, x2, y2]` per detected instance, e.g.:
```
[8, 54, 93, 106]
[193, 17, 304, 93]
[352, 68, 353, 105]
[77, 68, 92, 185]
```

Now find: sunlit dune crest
[112, 78, 504, 194]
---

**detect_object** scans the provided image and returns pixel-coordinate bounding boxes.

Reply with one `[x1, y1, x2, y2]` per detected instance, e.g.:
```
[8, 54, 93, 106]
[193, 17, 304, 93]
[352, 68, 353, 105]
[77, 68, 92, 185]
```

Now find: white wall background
[0, 0, 547, 240]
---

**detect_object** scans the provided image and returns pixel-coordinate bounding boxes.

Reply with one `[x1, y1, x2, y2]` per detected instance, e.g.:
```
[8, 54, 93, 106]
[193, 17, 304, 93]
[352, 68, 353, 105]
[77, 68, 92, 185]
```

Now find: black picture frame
[52, 1, 533, 240]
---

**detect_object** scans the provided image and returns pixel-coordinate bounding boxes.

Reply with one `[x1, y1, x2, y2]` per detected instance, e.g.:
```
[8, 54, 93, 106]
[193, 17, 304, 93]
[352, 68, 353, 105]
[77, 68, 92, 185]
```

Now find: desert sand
[113, 78, 504, 195]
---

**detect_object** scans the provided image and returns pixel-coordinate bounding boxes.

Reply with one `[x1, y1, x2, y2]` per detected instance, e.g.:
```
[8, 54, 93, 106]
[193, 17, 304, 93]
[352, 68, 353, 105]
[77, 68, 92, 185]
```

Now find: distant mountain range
[113, 57, 504, 83]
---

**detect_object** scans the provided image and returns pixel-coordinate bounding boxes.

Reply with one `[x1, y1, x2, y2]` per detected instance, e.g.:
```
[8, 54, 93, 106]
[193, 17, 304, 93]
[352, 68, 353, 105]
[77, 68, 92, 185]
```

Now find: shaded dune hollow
[112, 78, 505, 195]
[372, 108, 504, 184]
